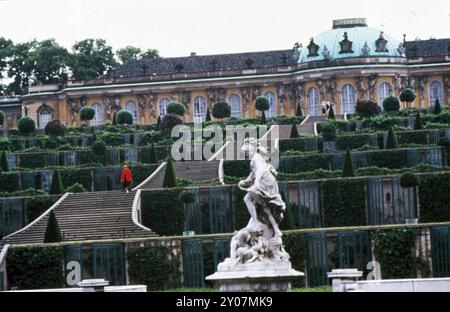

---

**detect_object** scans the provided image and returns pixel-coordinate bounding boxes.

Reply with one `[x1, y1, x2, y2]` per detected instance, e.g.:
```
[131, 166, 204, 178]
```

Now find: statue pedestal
[206, 260, 304, 292]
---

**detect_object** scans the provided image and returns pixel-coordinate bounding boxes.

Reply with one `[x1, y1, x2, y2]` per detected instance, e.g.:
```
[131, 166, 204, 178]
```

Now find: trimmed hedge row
[419, 173, 450, 223]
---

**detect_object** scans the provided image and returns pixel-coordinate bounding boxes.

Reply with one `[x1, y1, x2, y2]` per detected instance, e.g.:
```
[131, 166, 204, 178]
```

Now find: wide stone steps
[2, 190, 156, 245]
[141, 160, 219, 189]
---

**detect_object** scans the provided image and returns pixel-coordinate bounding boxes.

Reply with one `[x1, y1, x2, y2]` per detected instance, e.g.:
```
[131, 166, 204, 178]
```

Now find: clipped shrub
[289, 124, 299, 138]
[65, 183, 87, 193]
[385, 127, 397, 149]
[149, 142, 158, 163]
[116, 110, 133, 125]
[255, 96, 270, 111]
[179, 190, 196, 204]
[328, 105, 335, 120]
[112, 111, 117, 125]
[212, 101, 231, 121]
[295, 103, 303, 117]
[163, 157, 177, 188]
[356, 99, 381, 119]
[17, 116, 36, 135]
[0, 110, 5, 125]
[1, 150, 8, 172]
[400, 173, 419, 188]
[433, 98, 442, 115]
[156, 115, 161, 130]
[79, 106, 95, 121]
[342, 149, 355, 177]
[321, 125, 337, 142]
[383, 96, 400, 113]
[413, 111, 423, 130]
[167, 101, 187, 116]
[44, 210, 62, 243]
[205, 108, 212, 122]
[44, 119, 66, 138]
[92, 140, 107, 157]
[49, 169, 65, 195]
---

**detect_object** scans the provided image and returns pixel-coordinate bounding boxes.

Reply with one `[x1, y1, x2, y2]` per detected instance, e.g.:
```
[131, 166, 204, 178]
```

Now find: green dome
[298, 19, 404, 63]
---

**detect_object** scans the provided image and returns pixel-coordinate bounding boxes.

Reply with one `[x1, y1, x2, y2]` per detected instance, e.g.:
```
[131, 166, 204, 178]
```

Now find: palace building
[19, 18, 450, 129]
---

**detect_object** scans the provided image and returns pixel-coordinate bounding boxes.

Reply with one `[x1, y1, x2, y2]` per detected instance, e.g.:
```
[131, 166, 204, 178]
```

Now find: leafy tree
[383, 96, 400, 113]
[433, 98, 442, 115]
[1, 150, 8, 172]
[400, 88, 416, 108]
[6, 40, 37, 95]
[116, 110, 133, 125]
[149, 143, 158, 163]
[355, 99, 381, 119]
[17, 116, 36, 135]
[413, 111, 423, 130]
[31, 39, 71, 84]
[69, 39, 117, 81]
[49, 169, 65, 195]
[44, 119, 66, 137]
[79, 106, 95, 122]
[212, 101, 231, 121]
[163, 157, 177, 188]
[205, 108, 212, 122]
[0, 37, 14, 81]
[166, 101, 186, 116]
[0, 110, 5, 126]
[328, 105, 335, 120]
[342, 149, 355, 177]
[44, 210, 62, 243]
[290, 124, 299, 138]
[141, 49, 160, 60]
[116, 46, 143, 64]
[385, 127, 397, 149]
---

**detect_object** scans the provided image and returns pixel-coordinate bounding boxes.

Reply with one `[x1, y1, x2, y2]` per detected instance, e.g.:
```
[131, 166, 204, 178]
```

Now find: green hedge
[373, 228, 428, 279]
[368, 149, 408, 169]
[322, 178, 366, 227]
[18, 153, 47, 169]
[283, 232, 306, 287]
[60, 168, 93, 191]
[0, 173, 20, 193]
[7, 246, 65, 290]
[419, 173, 450, 222]
[141, 189, 184, 236]
[127, 245, 182, 290]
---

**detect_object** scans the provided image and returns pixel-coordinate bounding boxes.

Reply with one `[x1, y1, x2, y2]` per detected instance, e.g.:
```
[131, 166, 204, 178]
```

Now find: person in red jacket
[120, 164, 133, 193]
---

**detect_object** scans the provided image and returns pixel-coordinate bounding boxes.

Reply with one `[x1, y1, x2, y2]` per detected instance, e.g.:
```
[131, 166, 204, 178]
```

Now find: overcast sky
[0, 0, 449, 57]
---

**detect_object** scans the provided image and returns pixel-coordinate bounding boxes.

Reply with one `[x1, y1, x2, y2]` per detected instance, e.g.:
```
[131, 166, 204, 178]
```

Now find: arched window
[229, 94, 241, 118]
[124, 100, 137, 124]
[193, 96, 206, 122]
[429, 81, 444, 106]
[39, 108, 52, 129]
[341, 84, 356, 114]
[379, 82, 392, 107]
[263, 91, 276, 118]
[307, 87, 320, 116]
[90, 103, 104, 126]
[159, 98, 169, 117]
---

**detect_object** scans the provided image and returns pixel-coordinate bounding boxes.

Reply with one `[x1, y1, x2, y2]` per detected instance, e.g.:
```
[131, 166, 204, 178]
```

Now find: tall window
[379, 82, 392, 107]
[124, 100, 137, 124]
[194, 96, 206, 122]
[90, 103, 104, 126]
[341, 84, 356, 114]
[39, 108, 52, 129]
[263, 91, 276, 118]
[429, 81, 444, 106]
[307, 87, 320, 116]
[159, 98, 169, 117]
[229, 94, 241, 118]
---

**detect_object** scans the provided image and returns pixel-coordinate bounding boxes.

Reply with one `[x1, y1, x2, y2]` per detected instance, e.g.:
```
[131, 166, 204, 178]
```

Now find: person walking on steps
[120, 164, 133, 193]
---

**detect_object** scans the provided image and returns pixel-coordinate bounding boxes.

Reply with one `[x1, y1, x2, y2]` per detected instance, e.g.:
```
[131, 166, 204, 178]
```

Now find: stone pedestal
[206, 260, 304, 292]
[327, 269, 363, 292]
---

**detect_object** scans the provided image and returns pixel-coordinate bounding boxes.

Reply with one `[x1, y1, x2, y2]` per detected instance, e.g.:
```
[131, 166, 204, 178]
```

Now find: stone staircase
[140, 160, 220, 189]
[278, 115, 346, 139]
[2, 191, 156, 245]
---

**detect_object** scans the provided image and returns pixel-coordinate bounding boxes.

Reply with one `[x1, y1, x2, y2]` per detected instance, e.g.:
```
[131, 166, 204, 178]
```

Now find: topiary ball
[383, 96, 400, 113]
[116, 110, 133, 125]
[160, 114, 182, 133]
[44, 119, 66, 137]
[166, 102, 187, 116]
[79, 106, 95, 121]
[212, 101, 231, 120]
[255, 96, 270, 111]
[17, 116, 36, 135]
[400, 88, 416, 103]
